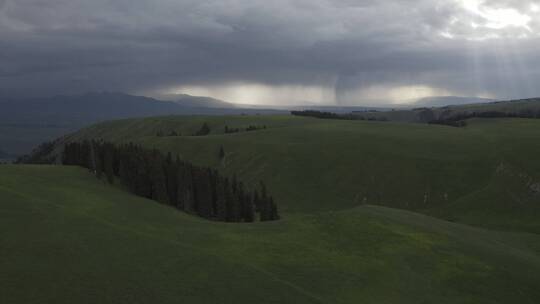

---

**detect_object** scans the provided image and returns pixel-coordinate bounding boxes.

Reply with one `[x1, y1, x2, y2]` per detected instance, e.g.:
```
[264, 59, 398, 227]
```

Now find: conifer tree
[219, 146, 225, 159]
[195, 122, 211, 136]
[269, 197, 280, 220]
[215, 179, 227, 221]
[149, 152, 169, 204]
[243, 194, 255, 222]
[104, 144, 115, 184]
[239, 182, 255, 222]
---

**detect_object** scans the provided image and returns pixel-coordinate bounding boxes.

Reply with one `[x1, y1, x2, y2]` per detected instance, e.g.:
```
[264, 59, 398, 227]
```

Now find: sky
[1, 0, 540, 106]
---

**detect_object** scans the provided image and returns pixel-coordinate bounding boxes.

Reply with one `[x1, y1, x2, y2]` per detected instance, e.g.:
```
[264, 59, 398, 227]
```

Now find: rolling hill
[356, 98, 540, 123]
[35, 115, 540, 234]
[2, 164, 540, 303]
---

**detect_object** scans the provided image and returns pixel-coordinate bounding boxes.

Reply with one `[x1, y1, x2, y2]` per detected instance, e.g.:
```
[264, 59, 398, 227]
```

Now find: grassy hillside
[2, 165, 540, 303]
[61, 115, 540, 233]
[359, 98, 540, 123]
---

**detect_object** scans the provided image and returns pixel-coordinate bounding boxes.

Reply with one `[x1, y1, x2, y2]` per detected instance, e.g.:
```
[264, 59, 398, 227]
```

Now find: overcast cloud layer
[1, 0, 540, 105]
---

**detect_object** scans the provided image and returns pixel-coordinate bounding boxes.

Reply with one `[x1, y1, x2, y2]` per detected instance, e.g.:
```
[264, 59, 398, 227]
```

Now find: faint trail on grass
[1, 184, 328, 304]
[86, 214, 329, 304]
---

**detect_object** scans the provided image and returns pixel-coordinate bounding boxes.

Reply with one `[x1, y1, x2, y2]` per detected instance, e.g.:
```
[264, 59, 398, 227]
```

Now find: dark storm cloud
[1, 0, 539, 104]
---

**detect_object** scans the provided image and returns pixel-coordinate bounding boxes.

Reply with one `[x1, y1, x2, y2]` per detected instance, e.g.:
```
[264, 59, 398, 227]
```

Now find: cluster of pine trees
[154, 123, 269, 138]
[156, 130, 181, 137]
[224, 125, 267, 134]
[291, 110, 387, 122]
[429, 109, 540, 127]
[291, 110, 349, 120]
[15, 140, 58, 164]
[194, 123, 211, 136]
[62, 141, 279, 222]
[155, 122, 211, 137]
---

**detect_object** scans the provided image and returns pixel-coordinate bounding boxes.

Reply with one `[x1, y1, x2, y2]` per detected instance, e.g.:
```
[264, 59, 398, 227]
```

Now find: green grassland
[2, 165, 540, 303]
[63, 115, 540, 233]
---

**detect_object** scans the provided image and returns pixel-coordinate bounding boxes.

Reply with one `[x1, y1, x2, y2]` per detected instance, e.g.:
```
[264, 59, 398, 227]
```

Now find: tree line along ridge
[62, 141, 280, 222]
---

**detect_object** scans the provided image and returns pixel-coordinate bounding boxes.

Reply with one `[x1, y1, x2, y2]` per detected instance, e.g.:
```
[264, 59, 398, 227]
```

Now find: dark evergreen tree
[242, 193, 255, 222]
[103, 144, 115, 184]
[258, 181, 273, 221]
[195, 122, 211, 136]
[215, 179, 227, 221]
[269, 196, 280, 220]
[165, 156, 178, 206]
[219, 146, 225, 159]
[193, 169, 213, 218]
[238, 182, 255, 222]
[224, 178, 241, 222]
[149, 152, 169, 204]
[253, 189, 261, 213]
[177, 164, 195, 212]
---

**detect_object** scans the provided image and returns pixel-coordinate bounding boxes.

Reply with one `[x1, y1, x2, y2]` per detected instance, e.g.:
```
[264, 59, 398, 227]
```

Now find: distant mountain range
[0, 92, 285, 126]
[158, 93, 237, 108]
[0, 150, 13, 159]
[0, 92, 284, 156]
[0, 91, 526, 156]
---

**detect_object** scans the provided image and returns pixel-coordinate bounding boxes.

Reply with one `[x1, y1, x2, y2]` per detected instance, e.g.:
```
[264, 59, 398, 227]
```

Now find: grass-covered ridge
[62, 115, 540, 233]
[356, 98, 540, 123]
[2, 165, 540, 303]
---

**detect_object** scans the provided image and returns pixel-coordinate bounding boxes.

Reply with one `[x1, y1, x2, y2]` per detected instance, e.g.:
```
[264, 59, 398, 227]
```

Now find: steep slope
[56, 115, 540, 233]
[2, 165, 540, 304]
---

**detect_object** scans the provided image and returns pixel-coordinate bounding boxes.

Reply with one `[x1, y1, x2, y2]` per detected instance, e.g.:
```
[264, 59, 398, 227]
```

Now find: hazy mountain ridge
[0, 149, 13, 158]
[0, 92, 240, 125]
[0, 92, 284, 155]
[159, 93, 237, 108]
